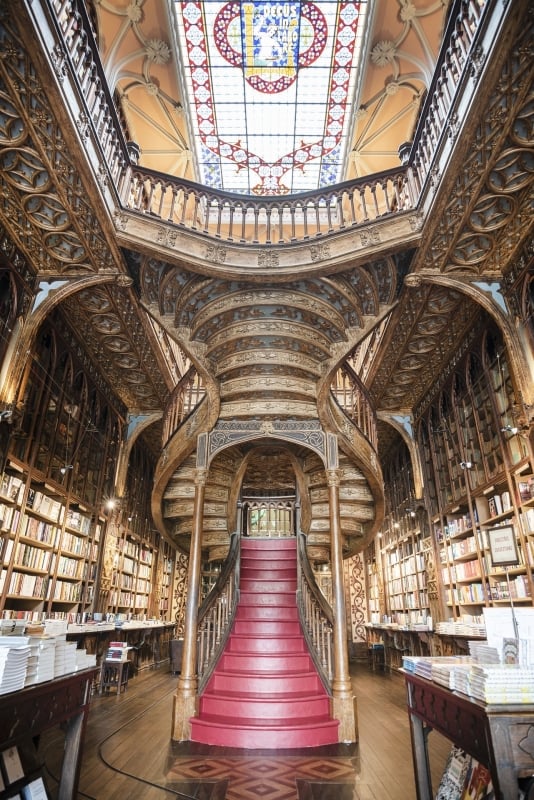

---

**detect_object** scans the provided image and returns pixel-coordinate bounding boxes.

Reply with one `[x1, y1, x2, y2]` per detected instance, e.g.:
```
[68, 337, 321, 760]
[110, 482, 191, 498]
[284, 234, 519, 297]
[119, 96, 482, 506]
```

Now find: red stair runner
[190, 537, 339, 748]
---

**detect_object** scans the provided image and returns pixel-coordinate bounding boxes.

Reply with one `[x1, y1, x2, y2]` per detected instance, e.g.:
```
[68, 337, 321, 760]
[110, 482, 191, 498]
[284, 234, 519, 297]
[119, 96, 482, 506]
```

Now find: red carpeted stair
[190, 537, 339, 748]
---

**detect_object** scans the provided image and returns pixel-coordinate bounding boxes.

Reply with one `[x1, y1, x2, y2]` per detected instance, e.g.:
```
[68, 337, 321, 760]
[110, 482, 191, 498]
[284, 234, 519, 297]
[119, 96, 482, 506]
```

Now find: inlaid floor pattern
[166, 753, 358, 799]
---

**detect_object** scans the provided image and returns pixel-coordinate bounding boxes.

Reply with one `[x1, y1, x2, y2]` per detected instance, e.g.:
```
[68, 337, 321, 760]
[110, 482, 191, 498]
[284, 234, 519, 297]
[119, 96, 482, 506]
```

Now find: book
[22, 776, 49, 800]
[436, 746, 471, 800]
[1, 745, 24, 784]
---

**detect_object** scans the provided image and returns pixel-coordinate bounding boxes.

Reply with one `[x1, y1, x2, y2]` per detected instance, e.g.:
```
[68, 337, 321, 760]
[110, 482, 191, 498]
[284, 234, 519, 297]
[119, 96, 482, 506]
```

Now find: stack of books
[75, 648, 97, 671]
[106, 642, 129, 662]
[468, 664, 534, 704]
[53, 636, 78, 677]
[25, 636, 56, 685]
[0, 636, 31, 694]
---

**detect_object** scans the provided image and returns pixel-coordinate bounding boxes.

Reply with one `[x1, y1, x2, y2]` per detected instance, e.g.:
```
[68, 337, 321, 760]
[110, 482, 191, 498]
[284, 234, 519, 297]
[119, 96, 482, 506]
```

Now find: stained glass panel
[174, 1, 369, 195]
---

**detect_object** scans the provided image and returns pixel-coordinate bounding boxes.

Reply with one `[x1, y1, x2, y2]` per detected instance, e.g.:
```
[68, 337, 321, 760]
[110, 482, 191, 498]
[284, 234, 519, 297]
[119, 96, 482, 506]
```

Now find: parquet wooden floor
[38, 661, 451, 799]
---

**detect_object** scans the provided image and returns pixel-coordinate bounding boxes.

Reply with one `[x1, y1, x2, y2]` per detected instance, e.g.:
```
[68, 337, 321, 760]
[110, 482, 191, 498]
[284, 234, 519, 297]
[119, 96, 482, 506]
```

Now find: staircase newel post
[172, 464, 208, 741]
[326, 465, 358, 743]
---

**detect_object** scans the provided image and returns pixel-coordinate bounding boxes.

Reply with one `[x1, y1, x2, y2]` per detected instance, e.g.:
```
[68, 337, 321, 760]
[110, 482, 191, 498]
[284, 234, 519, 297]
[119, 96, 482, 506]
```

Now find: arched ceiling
[0, 0, 532, 477]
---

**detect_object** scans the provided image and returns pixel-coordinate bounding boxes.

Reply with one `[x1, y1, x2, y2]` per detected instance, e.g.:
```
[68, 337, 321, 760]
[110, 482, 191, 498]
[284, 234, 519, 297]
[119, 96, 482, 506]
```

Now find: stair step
[190, 717, 339, 749]
[239, 591, 295, 606]
[241, 538, 296, 550]
[199, 693, 330, 720]
[227, 634, 305, 654]
[240, 565, 296, 579]
[232, 619, 301, 636]
[240, 578, 297, 593]
[208, 671, 322, 695]
[220, 651, 312, 673]
[235, 604, 299, 621]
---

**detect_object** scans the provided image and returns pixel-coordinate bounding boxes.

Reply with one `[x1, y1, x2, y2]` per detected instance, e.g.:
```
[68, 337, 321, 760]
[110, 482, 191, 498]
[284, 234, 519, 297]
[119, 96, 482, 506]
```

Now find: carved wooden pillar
[326, 466, 357, 742]
[172, 465, 207, 740]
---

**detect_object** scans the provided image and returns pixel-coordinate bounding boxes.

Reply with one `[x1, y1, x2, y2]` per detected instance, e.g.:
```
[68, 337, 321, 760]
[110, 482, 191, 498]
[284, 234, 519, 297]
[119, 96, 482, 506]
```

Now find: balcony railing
[45, 0, 490, 247]
[126, 167, 412, 245]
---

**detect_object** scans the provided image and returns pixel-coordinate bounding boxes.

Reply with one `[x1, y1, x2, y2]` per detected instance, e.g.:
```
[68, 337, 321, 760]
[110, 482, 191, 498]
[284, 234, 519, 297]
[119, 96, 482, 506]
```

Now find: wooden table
[0, 668, 97, 800]
[403, 670, 534, 800]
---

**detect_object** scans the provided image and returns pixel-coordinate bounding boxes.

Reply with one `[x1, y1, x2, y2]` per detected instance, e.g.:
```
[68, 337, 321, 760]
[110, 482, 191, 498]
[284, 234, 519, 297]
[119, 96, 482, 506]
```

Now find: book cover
[435, 746, 472, 800]
[1, 745, 25, 784]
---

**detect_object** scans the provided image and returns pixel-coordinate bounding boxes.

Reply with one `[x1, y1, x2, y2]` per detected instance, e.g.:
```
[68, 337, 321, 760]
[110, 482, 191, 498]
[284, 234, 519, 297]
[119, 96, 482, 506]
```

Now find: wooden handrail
[196, 532, 240, 693]
[162, 365, 206, 448]
[330, 362, 378, 449]
[296, 530, 334, 691]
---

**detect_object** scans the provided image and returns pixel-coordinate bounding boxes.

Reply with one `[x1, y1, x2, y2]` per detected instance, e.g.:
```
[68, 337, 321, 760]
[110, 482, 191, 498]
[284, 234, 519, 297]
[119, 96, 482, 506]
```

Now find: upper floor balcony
[38, 0, 491, 262]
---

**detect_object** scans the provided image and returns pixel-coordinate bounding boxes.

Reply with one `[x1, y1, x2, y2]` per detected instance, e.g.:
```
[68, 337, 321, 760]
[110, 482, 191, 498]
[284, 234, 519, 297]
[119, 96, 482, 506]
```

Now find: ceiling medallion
[214, 1, 327, 94]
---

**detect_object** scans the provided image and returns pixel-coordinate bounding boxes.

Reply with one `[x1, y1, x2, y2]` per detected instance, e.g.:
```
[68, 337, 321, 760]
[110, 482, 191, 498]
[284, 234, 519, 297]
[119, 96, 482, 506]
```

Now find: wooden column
[327, 466, 357, 742]
[172, 466, 207, 740]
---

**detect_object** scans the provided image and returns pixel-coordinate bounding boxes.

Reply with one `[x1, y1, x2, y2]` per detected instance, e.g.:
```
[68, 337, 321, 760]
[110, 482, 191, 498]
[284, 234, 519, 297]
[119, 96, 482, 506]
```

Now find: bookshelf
[0, 465, 102, 621]
[369, 327, 534, 639]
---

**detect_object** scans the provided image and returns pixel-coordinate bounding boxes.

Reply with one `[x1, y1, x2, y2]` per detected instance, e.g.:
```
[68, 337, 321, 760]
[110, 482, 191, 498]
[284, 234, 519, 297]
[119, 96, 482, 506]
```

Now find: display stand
[403, 670, 534, 800]
[0, 668, 97, 800]
[100, 660, 129, 694]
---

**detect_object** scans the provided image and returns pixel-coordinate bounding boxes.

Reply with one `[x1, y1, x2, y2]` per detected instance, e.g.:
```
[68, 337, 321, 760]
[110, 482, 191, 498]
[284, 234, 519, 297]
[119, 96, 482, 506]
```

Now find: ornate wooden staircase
[190, 537, 339, 748]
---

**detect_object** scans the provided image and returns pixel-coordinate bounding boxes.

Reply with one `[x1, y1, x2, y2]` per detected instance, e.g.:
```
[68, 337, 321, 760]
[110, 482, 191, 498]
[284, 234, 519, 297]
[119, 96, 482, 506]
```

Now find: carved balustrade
[162, 366, 206, 449]
[126, 167, 412, 244]
[331, 362, 378, 449]
[410, 0, 485, 193]
[297, 531, 334, 689]
[197, 533, 240, 692]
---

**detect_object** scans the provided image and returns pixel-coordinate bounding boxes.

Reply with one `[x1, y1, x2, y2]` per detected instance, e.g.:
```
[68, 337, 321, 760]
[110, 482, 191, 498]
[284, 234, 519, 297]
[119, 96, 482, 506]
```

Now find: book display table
[0, 667, 97, 800]
[403, 671, 534, 800]
[100, 659, 129, 694]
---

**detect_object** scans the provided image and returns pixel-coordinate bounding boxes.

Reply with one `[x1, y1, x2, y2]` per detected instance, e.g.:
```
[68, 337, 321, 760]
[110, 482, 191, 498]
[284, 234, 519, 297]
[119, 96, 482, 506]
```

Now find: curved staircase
[190, 537, 339, 748]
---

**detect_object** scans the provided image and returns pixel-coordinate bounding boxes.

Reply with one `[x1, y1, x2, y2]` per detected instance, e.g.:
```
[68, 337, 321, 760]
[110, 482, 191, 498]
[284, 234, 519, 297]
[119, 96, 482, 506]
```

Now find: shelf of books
[109, 527, 155, 618]
[0, 463, 103, 623]
[158, 539, 175, 619]
[380, 512, 430, 628]
[435, 467, 534, 619]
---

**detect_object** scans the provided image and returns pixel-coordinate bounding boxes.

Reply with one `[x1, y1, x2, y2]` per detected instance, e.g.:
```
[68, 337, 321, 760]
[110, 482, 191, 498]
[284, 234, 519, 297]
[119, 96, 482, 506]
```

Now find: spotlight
[501, 425, 519, 435]
[60, 465, 73, 475]
[460, 461, 473, 470]
[0, 410, 13, 423]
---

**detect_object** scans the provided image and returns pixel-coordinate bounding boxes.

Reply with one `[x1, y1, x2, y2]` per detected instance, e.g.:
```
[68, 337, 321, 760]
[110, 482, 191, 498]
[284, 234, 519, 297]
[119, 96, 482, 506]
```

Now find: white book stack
[468, 664, 534, 704]
[0, 636, 31, 694]
[75, 648, 97, 670]
[25, 636, 56, 685]
[52, 634, 82, 677]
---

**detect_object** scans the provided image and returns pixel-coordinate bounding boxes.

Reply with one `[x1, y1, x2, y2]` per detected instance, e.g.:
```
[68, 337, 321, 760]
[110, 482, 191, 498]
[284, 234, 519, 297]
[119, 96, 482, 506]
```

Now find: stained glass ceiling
[173, 1, 370, 196]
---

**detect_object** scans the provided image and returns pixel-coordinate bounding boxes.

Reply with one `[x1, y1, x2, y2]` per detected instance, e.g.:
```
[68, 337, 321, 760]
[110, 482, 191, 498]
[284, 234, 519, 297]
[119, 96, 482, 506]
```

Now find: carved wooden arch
[0, 273, 132, 407]
[376, 411, 425, 500]
[405, 272, 534, 407]
[217, 442, 311, 536]
[115, 411, 163, 498]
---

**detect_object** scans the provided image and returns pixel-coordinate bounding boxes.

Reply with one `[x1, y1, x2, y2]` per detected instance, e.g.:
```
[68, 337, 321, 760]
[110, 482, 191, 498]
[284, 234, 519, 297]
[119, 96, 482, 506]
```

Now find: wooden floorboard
[37, 661, 452, 799]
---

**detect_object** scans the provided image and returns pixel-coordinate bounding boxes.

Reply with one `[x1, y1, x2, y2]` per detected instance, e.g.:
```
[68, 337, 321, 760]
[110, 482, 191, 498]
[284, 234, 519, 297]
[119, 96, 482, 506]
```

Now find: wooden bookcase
[370, 328, 534, 633]
[0, 464, 102, 622]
